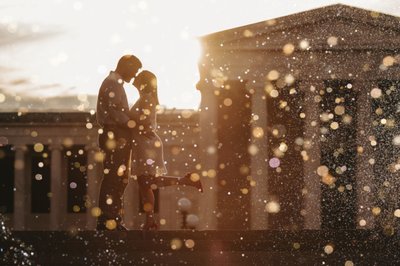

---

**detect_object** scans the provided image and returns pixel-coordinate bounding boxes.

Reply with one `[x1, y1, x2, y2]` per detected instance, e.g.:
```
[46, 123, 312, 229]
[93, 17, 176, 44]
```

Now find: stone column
[250, 85, 269, 229]
[50, 144, 64, 230]
[86, 146, 101, 230]
[354, 80, 375, 229]
[197, 82, 218, 230]
[13, 144, 27, 230]
[300, 80, 322, 229]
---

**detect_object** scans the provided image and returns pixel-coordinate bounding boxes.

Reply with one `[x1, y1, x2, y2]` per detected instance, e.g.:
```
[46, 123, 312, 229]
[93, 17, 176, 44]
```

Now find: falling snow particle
[370, 88, 382, 98]
[265, 201, 280, 213]
[324, 244, 334, 254]
[269, 157, 280, 168]
[170, 238, 183, 250]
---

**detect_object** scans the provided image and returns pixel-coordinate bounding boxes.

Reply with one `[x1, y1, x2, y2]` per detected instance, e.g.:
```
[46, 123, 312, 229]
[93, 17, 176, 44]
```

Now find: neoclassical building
[1, 4, 399, 232]
[196, 4, 400, 230]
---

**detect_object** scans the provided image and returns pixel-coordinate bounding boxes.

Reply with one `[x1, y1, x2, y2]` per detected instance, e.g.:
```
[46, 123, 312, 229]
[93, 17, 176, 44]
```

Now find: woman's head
[133, 70, 159, 104]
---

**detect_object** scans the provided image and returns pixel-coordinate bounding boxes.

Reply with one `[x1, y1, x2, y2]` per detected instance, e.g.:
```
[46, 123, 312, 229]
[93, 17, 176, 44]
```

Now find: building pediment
[201, 4, 400, 51]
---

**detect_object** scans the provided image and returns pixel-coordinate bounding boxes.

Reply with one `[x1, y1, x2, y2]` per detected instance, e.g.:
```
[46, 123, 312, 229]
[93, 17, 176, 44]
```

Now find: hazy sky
[1, 0, 400, 110]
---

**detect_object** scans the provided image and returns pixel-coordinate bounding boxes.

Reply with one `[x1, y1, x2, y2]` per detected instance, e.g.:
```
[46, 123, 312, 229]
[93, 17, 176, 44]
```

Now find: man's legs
[96, 129, 130, 230]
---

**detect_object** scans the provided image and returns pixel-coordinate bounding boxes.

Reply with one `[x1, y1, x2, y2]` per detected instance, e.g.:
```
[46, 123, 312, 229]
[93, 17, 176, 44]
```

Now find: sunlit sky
[1, 0, 400, 110]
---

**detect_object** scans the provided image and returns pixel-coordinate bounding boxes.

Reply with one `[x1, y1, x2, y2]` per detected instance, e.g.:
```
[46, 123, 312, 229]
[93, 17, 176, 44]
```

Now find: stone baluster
[13, 144, 28, 230]
[85, 145, 102, 230]
[50, 144, 64, 230]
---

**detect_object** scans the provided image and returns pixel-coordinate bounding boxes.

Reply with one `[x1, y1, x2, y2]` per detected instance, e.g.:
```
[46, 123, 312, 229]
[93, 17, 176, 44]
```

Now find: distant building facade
[197, 4, 400, 230]
[0, 111, 202, 230]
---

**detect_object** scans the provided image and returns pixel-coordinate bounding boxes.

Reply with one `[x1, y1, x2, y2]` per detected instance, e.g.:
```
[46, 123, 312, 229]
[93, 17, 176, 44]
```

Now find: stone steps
[3, 230, 399, 265]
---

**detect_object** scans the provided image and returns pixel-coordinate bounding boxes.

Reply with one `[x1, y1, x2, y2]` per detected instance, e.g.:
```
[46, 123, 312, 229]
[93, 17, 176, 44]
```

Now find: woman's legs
[137, 175, 157, 229]
[137, 173, 203, 230]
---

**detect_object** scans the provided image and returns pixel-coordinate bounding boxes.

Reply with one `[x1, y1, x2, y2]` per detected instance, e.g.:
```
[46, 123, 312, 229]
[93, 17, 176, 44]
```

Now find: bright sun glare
[1, 0, 400, 111]
[0, 0, 203, 110]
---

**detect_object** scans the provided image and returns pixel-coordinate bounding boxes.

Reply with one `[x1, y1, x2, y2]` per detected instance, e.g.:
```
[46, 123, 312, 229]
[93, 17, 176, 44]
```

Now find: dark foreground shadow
[3, 230, 400, 265]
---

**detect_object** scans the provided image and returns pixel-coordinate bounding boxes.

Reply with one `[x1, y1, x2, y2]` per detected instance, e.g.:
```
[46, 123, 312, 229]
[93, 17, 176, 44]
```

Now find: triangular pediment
[201, 4, 400, 51]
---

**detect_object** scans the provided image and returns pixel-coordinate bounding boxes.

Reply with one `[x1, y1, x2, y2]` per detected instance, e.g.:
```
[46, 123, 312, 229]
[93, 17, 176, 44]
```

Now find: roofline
[200, 4, 400, 43]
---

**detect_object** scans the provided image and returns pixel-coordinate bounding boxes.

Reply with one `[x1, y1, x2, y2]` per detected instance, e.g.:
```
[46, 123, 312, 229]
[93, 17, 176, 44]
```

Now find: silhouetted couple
[96, 55, 203, 231]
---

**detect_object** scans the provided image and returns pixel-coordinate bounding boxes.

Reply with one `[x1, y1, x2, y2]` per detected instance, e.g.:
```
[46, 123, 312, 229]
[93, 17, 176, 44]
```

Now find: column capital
[85, 143, 100, 153]
[49, 144, 63, 151]
[298, 79, 325, 90]
[13, 144, 28, 152]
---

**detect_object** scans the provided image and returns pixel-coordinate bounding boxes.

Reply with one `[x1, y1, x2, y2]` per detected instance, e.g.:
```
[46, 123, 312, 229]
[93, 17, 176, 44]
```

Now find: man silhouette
[96, 55, 142, 230]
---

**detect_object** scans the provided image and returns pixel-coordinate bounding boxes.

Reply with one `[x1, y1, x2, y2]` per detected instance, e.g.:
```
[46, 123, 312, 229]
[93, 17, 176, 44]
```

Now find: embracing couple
[95, 55, 203, 231]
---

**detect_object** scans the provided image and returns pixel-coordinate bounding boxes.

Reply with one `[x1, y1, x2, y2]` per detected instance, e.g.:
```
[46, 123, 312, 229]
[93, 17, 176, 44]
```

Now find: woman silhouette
[129, 70, 203, 230]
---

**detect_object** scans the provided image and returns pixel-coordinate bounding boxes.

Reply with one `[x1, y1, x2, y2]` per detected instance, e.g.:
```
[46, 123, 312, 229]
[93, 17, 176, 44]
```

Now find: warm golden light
[105, 219, 117, 230]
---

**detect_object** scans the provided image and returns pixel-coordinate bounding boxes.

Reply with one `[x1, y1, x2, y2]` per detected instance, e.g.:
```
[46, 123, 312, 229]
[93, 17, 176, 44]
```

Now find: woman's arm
[133, 95, 155, 134]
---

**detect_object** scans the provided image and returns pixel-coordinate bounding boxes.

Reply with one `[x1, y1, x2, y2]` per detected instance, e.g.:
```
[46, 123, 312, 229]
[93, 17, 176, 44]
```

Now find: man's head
[115, 55, 142, 82]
